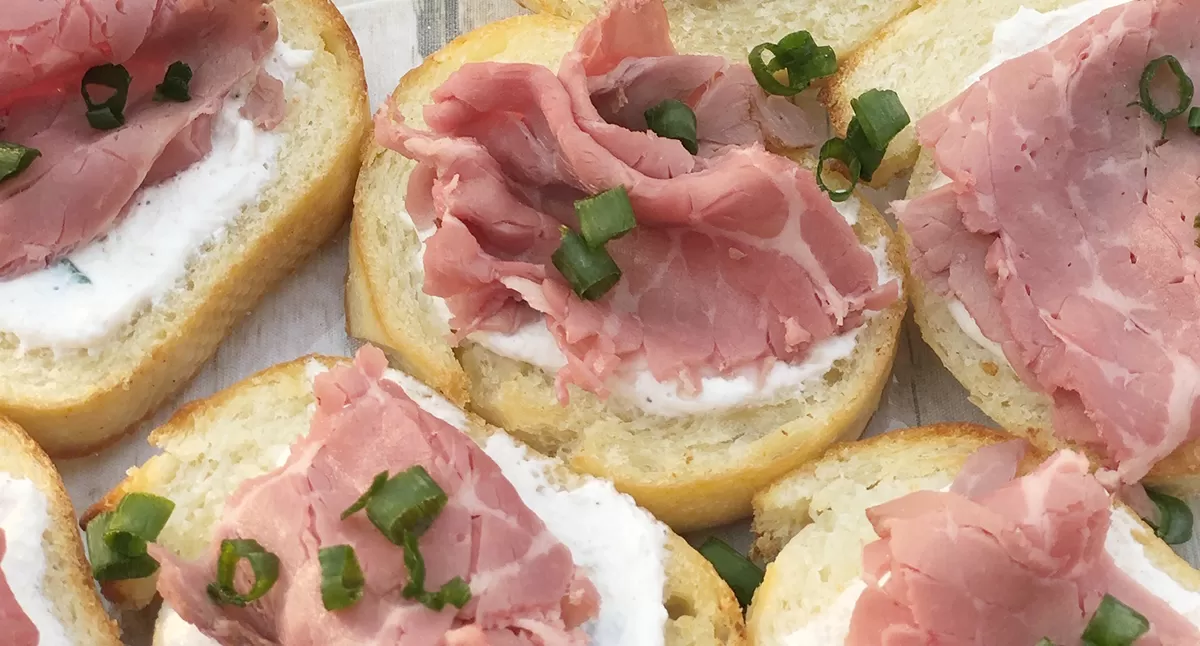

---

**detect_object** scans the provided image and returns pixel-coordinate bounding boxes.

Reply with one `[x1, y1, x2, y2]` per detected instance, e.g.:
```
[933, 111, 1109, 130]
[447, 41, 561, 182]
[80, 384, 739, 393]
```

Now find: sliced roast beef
[152, 347, 598, 645]
[0, 0, 284, 279]
[895, 0, 1200, 480]
[376, 0, 897, 403]
[848, 446, 1199, 645]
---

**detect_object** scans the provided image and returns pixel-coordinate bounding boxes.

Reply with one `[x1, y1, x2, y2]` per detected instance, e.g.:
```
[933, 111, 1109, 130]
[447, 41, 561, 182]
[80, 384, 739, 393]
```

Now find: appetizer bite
[0, 415, 121, 645]
[83, 349, 746, 645]
[748, 424, 1200, 645]
[870, 0, 1200, 485]
[349, 0, 908, 531]
[0, 0, 368, 455]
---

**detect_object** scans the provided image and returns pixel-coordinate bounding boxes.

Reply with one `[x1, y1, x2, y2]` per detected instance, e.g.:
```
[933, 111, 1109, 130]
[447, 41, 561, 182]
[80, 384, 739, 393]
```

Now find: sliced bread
[747, 423, 1200, 644]
[347, 13, 908, 532]
[0, 415, 122, 645]
[0, 0, 369, 457]
[84, 355, 748, 646]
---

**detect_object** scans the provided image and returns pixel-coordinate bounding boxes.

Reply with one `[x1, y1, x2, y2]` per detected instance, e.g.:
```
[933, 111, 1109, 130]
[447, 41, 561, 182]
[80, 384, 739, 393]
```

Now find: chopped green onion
[845, 121, 886, 182]
[104, 492, 175, 556]
[1081, 594, 1149, 646]
[1190, 107, 1200, 135]
[58, 259, 91, 284]
[318, 545, 365, 611]
[552, 227, 622, 301]
[154, 61, 193, 102]
[399, 532, 471, 611]
[850, 89, 911, 152]
[1036, 639, 1057, 646]
[81, 63, 132, 130]
[342, 471, 389, 520]
[1135, 55, 1194, 137]
[576, 186, 637, 248]
[206, 539, 280, 607]
[644, 99, 698, 154]
[365, 466, 448, 544]
[816, 137, 861, 203]
[0, 142, 40, 183]
[698, 537, 763, 608]
[1144, 488, 1193, 545]
[748, 31, 837, 96]
[86, 512, 162, 581]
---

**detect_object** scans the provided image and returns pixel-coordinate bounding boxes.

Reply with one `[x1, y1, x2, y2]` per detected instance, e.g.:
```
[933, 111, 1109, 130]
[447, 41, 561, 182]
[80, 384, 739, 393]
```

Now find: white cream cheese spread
[780, 508, 1200, 644]
[405, 192, 897, 418]
[167, 363, 670, 646]
[0, 473, 72, 645]
[0, 41, 314, 354]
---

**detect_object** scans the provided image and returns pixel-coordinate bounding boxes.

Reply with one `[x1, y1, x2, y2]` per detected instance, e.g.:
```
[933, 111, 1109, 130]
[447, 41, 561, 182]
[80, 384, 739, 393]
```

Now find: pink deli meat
[895, 0, 1200, 481]
[152, 347, 600, 646]
[848, 444, 1200, 645]
[0, 531, 39, 646]
[0, 0, 285, 279]
[375, 0, 898, 403]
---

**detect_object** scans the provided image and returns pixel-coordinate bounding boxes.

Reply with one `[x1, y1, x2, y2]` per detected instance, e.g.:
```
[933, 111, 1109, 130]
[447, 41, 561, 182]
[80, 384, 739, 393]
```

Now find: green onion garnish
[698, 537, 763, 608]
[644, 99, 698, 154]
[0, 142, 40, 183]
[1135, 55, 1194, 137]
[1189, 107, 1200, 135]
[104, 492, 175, 556]
[850, 89, 911, 152]
[154, 61, 193, 102]
[318, 545, 365, 611]
[399, 532, 471, 611]
[342, 471, 389, 520]
[1081, 594, 1149, 646]
[748, 31, 837, 96]
[86, 512, 162, 581]
[816, 137, 861, 203]
[58, 259, 91, 284]
[343, 466, 447, 545]
[576, 186, 637, 248]
[206, 539, 280, 607]
[1144, 488, 1193, 545]
[81, 63, 132, 130]
[1036, 639, 1057, 646]
[552, 227, 623, 301]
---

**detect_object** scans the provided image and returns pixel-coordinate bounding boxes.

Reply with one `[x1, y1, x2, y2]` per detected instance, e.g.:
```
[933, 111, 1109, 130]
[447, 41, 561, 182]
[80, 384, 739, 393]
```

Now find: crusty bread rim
[84, 354, 749, 646]
[346, 12, 908, 532]
[0, 0, 369, 458]
[0, 415, 122, 645]
[747, 423, 1200, 644]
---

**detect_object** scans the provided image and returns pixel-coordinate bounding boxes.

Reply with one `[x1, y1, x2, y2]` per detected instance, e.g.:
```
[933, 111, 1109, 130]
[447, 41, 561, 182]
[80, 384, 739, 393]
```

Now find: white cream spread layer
[779, 508, 1200, 644]
[0, 42, 313, 354]
[164, 362, 669, 645]
[405, 193, 897, 418]
[942, 0, 1131, 366]
[0, 473, 72, 645]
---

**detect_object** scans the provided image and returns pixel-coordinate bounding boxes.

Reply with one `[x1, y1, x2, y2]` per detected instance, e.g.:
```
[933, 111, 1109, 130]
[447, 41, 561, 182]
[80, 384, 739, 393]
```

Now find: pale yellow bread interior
[347, 13, 907, 532]
[0, 0, 369, 457]
[0, 416, 122, 645]
[825, 0, 1088, 186]
[747, 423, 1200, 645]
[515, 0, 927, 64]
[85, 355, 748, 646]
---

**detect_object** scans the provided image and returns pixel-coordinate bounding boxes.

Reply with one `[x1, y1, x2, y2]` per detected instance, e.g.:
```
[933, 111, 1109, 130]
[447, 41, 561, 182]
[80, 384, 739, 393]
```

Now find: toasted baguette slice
[0, 0, 369, 458]
[348, 13, 907, 533]
[83, 355, 748, 646]
[825, 0, 1085, 186]
[0, 416, 122, 645]
[515, 0, 924, 63]
[747, 423, 1200, 645]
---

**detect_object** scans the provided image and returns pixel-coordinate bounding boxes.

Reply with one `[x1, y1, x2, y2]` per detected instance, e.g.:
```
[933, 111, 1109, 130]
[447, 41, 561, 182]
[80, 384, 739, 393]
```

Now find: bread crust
[347, 13, 907, 532]
[0, 416, 122, 645]
[86, 355, 748, 646]
[0, 0, 369, 458]
[747, 423, 1200, 645]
